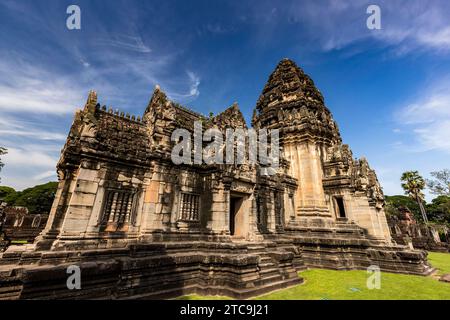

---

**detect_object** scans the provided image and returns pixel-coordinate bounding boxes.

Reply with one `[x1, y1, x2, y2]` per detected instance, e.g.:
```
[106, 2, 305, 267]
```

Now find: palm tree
[401, 171, 428, 223]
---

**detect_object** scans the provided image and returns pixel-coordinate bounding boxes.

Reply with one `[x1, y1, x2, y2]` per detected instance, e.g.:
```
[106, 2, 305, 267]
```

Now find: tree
[385, 195, 422, 220]
[426, 195, 450, 225]
[0, 147, 7, 183]
[401, 171, 428, 223]
[4, 182, 58, 214]
[0, 186, 16, 203]
[426, 169, 450, 196]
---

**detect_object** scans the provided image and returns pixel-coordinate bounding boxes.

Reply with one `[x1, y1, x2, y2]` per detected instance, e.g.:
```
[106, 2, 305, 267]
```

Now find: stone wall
[387, 207, 449, 252]
[1, 207, 48, 248]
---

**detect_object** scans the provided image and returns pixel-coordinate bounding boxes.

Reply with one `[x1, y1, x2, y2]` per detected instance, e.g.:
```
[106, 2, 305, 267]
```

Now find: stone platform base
[0, 240, 302, 300]
[440, 274, 450, 283]
[285, 218, 434, 276]
[0, 219, 435, 300]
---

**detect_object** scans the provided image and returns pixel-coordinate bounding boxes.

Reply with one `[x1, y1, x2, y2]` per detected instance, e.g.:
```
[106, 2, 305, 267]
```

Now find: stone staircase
[234, 241, 302, 295]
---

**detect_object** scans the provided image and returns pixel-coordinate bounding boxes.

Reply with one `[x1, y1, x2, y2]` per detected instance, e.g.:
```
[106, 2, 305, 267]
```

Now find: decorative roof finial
[84, 90, 98, 114]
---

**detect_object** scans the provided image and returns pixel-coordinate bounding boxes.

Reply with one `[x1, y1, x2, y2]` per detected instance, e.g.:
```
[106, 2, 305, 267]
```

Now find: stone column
[266, 191, 277, 232]
[57, 164, 101, 239]
[284, 142, 330, 218]
[208, 180, 229, 235]
[35, 169, 77, 249]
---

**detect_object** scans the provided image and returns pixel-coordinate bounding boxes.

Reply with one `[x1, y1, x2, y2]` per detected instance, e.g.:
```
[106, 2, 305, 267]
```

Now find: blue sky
[0, 0, 449, 200]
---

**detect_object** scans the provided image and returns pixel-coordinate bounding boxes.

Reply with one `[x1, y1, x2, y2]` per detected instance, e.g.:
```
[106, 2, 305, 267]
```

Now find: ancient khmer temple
[0, 59, 433, 299]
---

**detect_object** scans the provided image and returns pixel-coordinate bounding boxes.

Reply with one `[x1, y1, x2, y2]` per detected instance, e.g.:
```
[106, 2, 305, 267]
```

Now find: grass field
[178, 252, 450, 300]
[428, 252, 450, 275]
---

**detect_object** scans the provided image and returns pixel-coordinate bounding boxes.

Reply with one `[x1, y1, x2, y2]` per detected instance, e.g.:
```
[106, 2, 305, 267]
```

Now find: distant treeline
[385, 195, 450, 225]
[0, 182, 58, 214]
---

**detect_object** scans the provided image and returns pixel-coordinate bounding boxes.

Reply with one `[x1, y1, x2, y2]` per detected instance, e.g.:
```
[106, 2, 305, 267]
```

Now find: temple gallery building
[0, 59, 433, 299]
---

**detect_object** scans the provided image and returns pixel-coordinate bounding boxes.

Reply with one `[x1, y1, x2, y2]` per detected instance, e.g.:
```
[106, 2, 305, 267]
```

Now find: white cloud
[188, 71, 200, 97]
[402, 90, 450, 124]
[33, 170, 57, 181]
[0, 116, 66, 141]
[0, 147, 58, 190]
[397, 78, 450, 153]
[3, 147, 57, 168]
[248, 0, 450, 54]
[413, 121, 450, 152]
[166, 71, 201, 102]
[417, 26, 450, 49]
[0, 57, 86, 114]
[96, 35, 152, 53]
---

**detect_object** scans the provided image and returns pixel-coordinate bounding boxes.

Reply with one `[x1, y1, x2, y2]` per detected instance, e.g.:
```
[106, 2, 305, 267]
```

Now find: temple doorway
[229, 194, 246, 237]
[334, 197, 347, 218]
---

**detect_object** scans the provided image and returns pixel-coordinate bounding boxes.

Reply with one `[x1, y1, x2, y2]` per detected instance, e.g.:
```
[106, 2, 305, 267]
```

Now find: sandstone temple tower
[253, 59, 390, 241]
[0, 59, 432, 300]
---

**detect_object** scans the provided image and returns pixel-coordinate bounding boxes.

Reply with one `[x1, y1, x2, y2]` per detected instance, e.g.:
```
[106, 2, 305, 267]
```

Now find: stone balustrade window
[179, 193, 200, 221]
[101, 190, 136, 228]
[31, 215, 41, 228]
[14, 215, 24, 228]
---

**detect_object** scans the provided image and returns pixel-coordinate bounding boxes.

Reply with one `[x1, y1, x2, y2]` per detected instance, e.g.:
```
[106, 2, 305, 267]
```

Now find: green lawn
[428, 252, 450, 275]
[256, 269, 449, 300]
[178, 252, 450, 300]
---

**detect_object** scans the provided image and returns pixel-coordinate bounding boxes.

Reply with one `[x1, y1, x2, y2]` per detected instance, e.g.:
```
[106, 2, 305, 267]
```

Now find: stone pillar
[141, 178, 163, 233]
[57, 164, 101, 239]
[284, 142, 329, 218]
[284, 191, 296, 225]
[35, 169, 77, 248]
[266, 191, 277, 232]
[208, 181, 229, 235]
[247, 194, 263, 241]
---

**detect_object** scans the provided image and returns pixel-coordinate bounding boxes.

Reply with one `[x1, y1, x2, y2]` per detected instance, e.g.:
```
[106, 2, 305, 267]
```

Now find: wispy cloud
[0, 1, 204, 190]
[167, 71, 201, 102]
[96, 35, 152, 53]
[0, 56, 86, 114]
[33, 170, 56, 181]
[0, 116, 66, 141]
[3, 147, 58, 168]
[1, 147, 58, 190]
[244, 0, 450, 54]
[396, 78, 450, 153]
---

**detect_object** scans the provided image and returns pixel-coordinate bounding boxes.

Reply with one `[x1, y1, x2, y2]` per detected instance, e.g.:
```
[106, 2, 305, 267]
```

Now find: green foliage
[0, 186, 16, 202]
[385, 195, 422, 220]
[427, 169, 450, 196]
[401, 170, 426, 201]
[400, 171, 428, 222]
[426, 195, 450, 225]
[3, 182, 58, 214]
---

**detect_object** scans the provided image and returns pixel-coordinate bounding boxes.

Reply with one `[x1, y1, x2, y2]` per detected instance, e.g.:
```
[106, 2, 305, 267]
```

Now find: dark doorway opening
[230, 195, 244, 236]
[335, 197, 346, 218]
